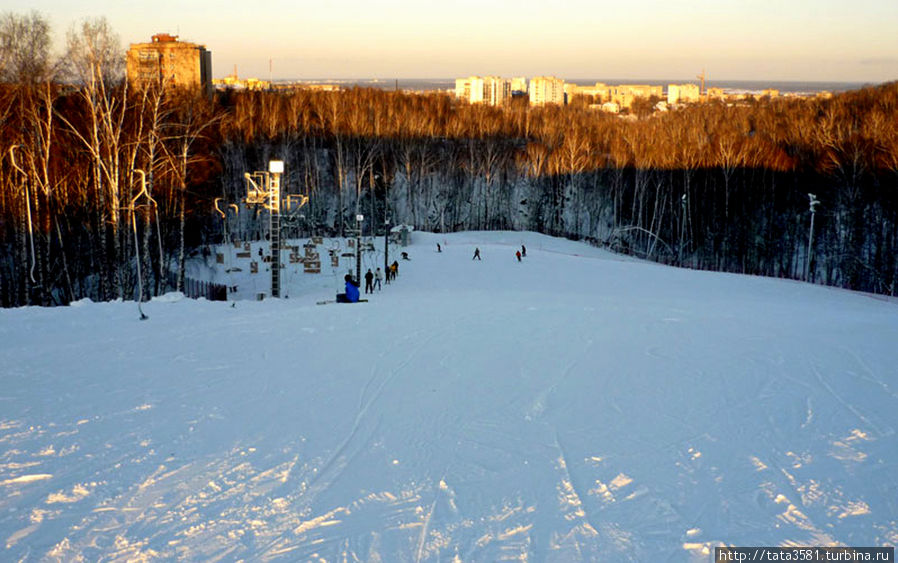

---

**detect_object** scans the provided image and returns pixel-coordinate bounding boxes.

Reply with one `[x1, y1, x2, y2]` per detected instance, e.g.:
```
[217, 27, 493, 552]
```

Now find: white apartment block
[529, 76, 565, 106]
[484, 76, 511, 105]
[667, 83, 701, 104]
[455, 76, 511, 106]
[455, 76, 481, 102]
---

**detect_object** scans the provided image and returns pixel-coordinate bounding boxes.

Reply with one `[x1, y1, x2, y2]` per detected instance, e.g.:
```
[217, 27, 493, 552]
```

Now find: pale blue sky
[8, 0, 898, 82]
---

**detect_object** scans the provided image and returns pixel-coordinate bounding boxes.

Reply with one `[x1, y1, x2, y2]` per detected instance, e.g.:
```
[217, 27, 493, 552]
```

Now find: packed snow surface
[2, 231, 897, 561]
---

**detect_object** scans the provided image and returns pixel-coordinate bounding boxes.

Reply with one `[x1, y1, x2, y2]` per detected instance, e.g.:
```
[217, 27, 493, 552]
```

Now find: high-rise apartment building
[455, 76, 480, 102]
[528, 76, 565, 106]
[126, 34, 212, 96]
[483, 76, 511, 106]
[454, 76, 511, 106]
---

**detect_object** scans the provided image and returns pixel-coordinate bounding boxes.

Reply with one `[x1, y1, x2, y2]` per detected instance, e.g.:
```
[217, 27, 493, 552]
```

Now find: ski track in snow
[2, 230, 898, 561]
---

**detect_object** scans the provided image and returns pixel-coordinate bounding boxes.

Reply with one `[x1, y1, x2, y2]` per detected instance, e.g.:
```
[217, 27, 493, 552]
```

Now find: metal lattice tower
[244, 160, 286, 298]
[269, 164, 282, 297]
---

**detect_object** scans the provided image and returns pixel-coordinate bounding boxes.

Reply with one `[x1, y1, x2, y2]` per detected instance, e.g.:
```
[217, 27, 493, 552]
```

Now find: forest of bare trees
[2, 11, 897, 307]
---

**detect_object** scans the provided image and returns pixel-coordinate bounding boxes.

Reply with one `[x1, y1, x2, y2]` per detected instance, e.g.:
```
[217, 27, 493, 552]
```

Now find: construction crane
[696, 69, 707, 99]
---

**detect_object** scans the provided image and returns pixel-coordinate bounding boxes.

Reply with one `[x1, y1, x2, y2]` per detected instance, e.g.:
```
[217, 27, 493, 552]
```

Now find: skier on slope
[336, 274, 360, 303]
[374, 267, 383, 291]
[472, 247, 481, 260]
[364, 269, 374, 294]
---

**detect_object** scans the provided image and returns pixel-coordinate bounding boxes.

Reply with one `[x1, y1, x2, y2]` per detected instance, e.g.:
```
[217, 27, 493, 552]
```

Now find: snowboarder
[437, 243, 441, 253]
[401, 251, 410, 260]
[521, 244, 526, 257]
[516, 250, 521, 262]
[364, 269, 374, 294]
[336, 274, 360, 303]
[374, 267, 383, 291]
[472, 248, 481, 260]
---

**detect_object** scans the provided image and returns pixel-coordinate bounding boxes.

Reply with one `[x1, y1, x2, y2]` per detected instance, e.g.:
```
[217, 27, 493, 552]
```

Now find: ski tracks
[279, 311, 483, 558]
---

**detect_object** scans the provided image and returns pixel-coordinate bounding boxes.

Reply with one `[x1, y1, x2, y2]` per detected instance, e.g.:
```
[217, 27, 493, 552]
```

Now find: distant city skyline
[8, 0, 898, 83]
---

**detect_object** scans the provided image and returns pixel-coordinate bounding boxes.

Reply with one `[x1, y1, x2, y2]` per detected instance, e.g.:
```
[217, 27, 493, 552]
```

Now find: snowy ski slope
[1, 231, 897, 561]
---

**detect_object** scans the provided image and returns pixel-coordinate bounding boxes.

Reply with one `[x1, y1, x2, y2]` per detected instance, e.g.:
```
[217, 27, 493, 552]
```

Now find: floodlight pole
[384, 217, 390, 284]
[679, 193, 687, 265]
[269, 160, 283, 297]
[355, 214, 364, 284]
[243, 160, 290, 298]
[806, 193, 820, 282]
[131, 169, 153, 320]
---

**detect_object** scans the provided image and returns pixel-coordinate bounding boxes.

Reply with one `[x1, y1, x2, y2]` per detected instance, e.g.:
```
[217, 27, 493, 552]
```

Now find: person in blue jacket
[336, 274, 360, 303]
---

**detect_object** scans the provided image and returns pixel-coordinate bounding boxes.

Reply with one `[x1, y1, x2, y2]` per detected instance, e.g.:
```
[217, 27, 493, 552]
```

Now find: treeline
[0, 13, 219, 306]
[216, 82, 898, 295]
[1, 12, 897, 307]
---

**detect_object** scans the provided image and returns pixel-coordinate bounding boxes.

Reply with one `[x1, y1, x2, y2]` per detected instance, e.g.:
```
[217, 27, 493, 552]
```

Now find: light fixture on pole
[356, 214, 364, 284]
[130, 169, 159, 320]
[806, 193, 820, 282]
[679, 193, 687, 265]
[384, 217, 390, 284]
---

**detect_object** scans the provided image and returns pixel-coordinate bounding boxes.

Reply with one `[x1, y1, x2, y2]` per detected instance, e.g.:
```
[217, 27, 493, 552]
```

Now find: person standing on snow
[521, 244, 526, 257]
[364, 269, 374, 294]
[516, 250, 521, 262]
[374, 267, 383, 291]
[472, 247, 481, 260]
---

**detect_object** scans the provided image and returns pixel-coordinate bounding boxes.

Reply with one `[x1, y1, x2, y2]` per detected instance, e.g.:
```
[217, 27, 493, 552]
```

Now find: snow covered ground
[2, 231, 897, 561]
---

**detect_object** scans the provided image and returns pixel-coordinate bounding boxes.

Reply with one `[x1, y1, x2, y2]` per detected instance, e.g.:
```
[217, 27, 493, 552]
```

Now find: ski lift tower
[245, 160, 285, 298]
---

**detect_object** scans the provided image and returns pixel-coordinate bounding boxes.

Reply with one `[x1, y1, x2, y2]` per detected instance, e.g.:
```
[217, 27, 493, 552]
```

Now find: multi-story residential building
[483, 76, 511, 105]
[455, 76, 481, 102]
[126, 33, 212, 96]
[454, 76, 511, 106]
[667, 83, 701, 104]
[529, 76, 565, 106]
[607, 84, 663, 109]
[581, 82, 611, 101]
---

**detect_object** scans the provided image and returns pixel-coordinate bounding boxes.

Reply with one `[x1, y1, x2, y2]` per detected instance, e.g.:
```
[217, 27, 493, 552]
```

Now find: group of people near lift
[336, 260, 401, 303]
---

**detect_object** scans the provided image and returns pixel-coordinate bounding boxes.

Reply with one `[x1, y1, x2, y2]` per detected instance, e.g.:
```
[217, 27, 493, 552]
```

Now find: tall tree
[60, 17, 126, 300]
